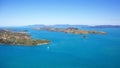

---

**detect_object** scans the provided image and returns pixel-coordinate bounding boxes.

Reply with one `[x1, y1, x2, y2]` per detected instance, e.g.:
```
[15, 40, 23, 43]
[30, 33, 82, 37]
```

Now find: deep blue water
[0, 27, 120, 68]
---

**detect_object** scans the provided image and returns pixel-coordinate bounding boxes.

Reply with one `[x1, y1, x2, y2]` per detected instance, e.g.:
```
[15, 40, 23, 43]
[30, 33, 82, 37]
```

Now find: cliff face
[0, 29, 50, 46]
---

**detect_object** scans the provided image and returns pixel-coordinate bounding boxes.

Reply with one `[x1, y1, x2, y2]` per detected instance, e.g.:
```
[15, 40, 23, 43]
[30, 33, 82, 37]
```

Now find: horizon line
[0, 24, 120, 27]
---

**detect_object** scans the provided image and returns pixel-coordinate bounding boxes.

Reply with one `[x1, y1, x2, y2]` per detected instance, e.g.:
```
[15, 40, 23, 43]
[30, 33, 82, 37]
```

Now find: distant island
[89, 25, 120, 28]
[33, 27, 106, 34]
[0, 29, 50, 46]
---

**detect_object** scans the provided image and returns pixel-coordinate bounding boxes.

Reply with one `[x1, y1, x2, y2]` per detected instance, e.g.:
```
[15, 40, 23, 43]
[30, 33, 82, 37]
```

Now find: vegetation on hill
[0, 29, 50, 46]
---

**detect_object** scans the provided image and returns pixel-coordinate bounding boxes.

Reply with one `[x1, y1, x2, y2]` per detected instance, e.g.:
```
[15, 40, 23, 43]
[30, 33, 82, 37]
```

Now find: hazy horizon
[0, 24, 120, 27]
[0, 0, 120, 26]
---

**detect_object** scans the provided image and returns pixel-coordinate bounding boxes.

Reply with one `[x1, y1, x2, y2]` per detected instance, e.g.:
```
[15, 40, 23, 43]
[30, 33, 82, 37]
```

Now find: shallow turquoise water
[0, 28, 120, 68]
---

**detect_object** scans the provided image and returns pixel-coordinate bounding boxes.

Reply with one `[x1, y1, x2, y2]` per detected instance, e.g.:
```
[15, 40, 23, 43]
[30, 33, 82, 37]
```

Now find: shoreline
[0, 29, 50, 46]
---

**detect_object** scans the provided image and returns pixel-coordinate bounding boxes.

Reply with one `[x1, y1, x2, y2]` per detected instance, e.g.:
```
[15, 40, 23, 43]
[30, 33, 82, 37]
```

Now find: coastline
[0, 29, 50, 46]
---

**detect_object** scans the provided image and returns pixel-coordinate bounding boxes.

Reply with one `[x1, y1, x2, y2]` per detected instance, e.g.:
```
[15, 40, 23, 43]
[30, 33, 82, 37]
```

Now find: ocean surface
[0, 27, 120, 68]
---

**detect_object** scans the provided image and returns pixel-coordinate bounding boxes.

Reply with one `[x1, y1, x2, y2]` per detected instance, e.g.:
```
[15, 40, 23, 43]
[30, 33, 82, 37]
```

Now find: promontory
[0, 29, 50, 46]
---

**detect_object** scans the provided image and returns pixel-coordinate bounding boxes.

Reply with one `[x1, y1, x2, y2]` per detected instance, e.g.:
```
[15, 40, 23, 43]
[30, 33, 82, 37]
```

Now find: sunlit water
[0, 27, 120, 68]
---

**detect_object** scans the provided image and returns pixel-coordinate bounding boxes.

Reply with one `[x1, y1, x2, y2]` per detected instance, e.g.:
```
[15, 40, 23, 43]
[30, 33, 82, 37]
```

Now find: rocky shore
[0, 29, 50, 46]
[33, 27, 106, 34]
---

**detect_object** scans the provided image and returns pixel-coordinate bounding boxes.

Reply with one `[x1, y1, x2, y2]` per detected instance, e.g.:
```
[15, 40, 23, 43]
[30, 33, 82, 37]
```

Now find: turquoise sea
[0, 27, 120, 68]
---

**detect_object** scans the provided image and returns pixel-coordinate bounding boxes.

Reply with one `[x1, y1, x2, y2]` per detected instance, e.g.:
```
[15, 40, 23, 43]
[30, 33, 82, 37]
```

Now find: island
[0, 29, 50, 46]
[89, 25, 120, 28]
[33, 27, 107, 34]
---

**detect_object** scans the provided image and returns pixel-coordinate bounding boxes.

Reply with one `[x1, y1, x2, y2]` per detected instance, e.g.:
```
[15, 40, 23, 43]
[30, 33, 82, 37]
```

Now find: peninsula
[0, 29, 50, 46]
[33, 27, 107, 34]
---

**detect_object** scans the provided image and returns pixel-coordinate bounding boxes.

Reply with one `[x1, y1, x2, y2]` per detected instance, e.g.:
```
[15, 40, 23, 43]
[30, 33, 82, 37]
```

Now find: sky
[0, 0, 120, 26]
